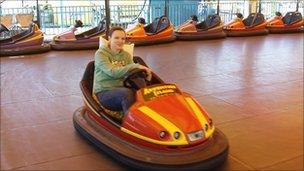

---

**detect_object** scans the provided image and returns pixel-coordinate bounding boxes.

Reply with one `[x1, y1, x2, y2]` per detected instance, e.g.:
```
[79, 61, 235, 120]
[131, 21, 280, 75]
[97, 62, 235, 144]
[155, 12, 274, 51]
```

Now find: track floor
[1, 34, 303, 170]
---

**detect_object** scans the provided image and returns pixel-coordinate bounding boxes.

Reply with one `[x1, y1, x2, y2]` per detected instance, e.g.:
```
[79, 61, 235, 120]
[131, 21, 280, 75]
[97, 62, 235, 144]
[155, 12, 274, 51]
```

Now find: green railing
[0, 0, 303, 36]
[261, 0, 304, 19]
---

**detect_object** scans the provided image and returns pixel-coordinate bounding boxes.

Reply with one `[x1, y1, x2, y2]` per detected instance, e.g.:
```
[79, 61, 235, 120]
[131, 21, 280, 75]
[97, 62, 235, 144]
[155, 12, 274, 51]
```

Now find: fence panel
[261, 0, 303, 19]
[1, 0, 302, 36]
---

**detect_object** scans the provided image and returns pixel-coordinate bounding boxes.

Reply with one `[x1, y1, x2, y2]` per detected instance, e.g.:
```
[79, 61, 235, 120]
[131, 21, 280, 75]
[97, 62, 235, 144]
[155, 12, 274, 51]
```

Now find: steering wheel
[123, 68, 147, 90]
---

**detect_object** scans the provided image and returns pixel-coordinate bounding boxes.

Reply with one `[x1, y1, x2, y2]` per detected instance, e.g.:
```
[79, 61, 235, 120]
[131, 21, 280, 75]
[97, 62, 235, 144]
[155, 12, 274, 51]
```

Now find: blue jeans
[96, 87, 135, 114]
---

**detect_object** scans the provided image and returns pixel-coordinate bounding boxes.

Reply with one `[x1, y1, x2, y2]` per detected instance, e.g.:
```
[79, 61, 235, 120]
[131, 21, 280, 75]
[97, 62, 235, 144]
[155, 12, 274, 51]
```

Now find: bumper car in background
[266, 11, 304, 33]
[51, 19, 106, 50]
[175, 15, 226, 40]
[73, 56, 229, 170]
[125, 17, 146, 33]
[0, 23, 50, 57]
[126, 16, 176, 46]
[224, 13, 268, 37]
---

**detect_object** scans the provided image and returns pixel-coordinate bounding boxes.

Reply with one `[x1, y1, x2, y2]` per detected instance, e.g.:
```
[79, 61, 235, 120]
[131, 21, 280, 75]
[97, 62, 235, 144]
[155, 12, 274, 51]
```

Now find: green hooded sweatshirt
[93, 45, 139, 94]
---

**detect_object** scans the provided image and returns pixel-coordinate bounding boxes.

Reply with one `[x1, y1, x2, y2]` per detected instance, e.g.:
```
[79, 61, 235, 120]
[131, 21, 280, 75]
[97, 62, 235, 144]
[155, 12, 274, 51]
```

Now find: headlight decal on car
[136, 106, 188, 145]
[187, 130, 204, 142]
[121, 127, 187, 145]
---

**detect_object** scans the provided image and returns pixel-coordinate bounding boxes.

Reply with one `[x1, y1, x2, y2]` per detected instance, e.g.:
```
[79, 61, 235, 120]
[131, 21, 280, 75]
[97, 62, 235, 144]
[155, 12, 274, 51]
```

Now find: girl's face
[109, 30, 126, 51]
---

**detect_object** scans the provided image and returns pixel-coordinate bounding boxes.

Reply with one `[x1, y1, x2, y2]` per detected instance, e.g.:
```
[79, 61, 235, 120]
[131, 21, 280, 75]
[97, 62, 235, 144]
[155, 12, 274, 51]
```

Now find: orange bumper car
[126, 16, 176, 46]
[175, 15, 226, 40]
[224, 13, 268, 37]
[266, 12, 304, 33]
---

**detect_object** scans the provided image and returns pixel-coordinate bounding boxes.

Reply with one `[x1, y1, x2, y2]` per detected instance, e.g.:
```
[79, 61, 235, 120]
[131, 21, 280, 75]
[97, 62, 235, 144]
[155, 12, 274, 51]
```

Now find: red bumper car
[51, 20, 106, 50]
[73, 56, 229, 170]
[0, 23, 50, 57]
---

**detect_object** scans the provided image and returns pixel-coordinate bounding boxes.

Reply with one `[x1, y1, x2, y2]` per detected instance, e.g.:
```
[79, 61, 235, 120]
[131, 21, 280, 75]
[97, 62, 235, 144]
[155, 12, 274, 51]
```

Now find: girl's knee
[120, 88, 134, 102]
[119, 88, 133, 96]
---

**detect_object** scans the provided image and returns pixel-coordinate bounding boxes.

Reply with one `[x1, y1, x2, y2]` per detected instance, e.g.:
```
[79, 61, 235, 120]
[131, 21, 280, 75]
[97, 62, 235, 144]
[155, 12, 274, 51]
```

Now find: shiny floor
[1, 34, 303, 170]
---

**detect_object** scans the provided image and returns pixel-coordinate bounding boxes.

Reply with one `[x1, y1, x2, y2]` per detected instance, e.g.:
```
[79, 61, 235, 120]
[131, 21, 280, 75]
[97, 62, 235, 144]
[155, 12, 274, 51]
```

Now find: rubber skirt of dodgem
[128, 35, 176, 46]
[50, 41, 100, 50]
[225, 29, 269, 37]
[267, 27, 304, 34]
[175, 30, 226, 40]
[0, 43, 51, 57]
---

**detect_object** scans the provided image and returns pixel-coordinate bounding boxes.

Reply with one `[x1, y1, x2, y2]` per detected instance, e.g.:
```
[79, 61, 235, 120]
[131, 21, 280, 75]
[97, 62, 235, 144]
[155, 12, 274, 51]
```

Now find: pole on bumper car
[296, 0, 299, 12]
[105, 0, 110, 39]
[217, 0, 220, 15]
[164, 0, 169, 17]
[36, 0, 41, 28]
[258, 0, 262, 13]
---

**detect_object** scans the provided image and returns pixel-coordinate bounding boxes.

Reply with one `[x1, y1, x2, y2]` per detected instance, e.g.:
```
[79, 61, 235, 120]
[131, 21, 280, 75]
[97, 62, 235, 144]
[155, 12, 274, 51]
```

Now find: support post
[258, 0, 261, 13]
[36, 0, 41, 28]
[105, 0, 110, 38]
[217, 0, 220, 15]
[296, 0, 299, 12]
[165, 0, 169, 17]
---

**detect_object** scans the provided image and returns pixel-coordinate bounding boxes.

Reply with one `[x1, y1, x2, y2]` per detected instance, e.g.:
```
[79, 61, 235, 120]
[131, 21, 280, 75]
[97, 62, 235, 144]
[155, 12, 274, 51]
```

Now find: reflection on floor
[1, 34, 303, 170]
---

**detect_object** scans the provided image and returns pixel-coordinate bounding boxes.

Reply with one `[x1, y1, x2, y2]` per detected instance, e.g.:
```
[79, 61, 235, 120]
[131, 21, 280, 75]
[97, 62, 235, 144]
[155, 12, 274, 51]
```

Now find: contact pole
[36, 0, 41, 28]
[165, 0, 169, 17]
[105, 0, 110, 38]
[296, 0, 299, 12]
[217, 0, 220, 15]
[258, 0, 262, 13]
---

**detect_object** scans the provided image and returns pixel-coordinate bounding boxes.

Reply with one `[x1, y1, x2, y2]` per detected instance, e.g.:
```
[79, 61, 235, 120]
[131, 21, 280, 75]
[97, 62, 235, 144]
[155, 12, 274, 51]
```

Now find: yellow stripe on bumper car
[185, 97, 215, 138]
[121, 106, 188, 146]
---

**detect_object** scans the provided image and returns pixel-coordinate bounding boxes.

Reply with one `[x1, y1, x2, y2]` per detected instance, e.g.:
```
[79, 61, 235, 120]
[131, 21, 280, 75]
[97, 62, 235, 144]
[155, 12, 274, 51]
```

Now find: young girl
[94, 27, 151, 114]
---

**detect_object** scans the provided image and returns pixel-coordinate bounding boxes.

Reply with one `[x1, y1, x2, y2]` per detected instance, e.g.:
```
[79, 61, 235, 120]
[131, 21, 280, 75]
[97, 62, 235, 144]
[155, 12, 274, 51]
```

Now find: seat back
[205, 14, 221, 29]
[157, 16, 170, 33]
[81, 61, 126, 122]
[283, 12, 303, 25]
[195, 21, 208, 30]
[75, 19, 106, 39]
[80, 61, 103, 113]
[243, 13, 265, 27]
[144, 16, 171, 34]
[243, 13, 255, 26]
[16, 14, 33, 28]
[82, 61, 94, 94]
[253, 13, 265, 26]
[144, 17, 160, 34]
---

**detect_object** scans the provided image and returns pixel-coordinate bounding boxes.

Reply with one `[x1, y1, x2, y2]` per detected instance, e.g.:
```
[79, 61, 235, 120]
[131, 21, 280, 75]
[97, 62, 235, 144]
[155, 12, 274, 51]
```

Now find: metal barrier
[199, 1, 248, 23]
[41, 5, 106, 35]
[261, 0, 304, 19]
[0, 0, 302, 36]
